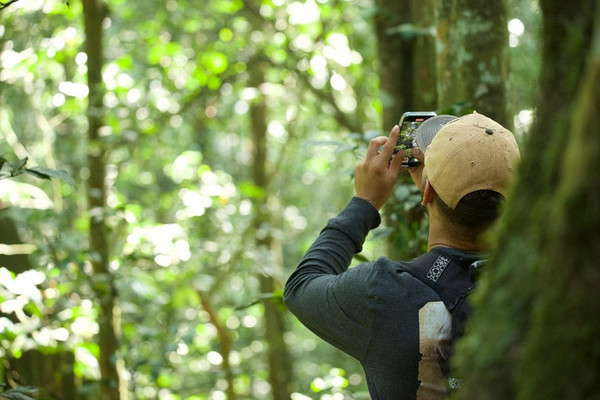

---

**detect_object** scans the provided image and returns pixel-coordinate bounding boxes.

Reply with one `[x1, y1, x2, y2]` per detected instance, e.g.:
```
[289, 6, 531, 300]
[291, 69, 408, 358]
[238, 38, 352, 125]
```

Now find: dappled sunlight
[58, 81, 88, 98]
[508, 18, 525, 47]
[287, 0, 320, 25]
[126, 223, 191, 267]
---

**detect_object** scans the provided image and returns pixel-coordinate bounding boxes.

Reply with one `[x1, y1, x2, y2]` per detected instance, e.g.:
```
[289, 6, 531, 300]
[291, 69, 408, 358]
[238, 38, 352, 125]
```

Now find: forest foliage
[0, 0, 542, 399]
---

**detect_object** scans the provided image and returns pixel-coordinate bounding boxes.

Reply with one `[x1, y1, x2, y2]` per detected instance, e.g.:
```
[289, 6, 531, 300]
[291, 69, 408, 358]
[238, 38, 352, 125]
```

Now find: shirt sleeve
[283, 196, 382, 359]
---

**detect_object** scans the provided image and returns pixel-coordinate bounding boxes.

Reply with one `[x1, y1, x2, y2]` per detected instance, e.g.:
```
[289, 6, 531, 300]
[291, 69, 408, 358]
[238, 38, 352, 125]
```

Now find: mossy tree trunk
[453, 1, 600, 399]
[437, 0, 510, 126]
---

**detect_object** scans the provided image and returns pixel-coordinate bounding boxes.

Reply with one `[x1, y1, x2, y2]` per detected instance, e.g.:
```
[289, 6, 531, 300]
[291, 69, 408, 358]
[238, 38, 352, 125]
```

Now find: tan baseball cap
[422, 112, 520, 209]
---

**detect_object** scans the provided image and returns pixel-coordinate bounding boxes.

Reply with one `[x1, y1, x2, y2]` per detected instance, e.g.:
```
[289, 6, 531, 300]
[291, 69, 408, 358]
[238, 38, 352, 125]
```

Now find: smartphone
[393, 111, 437, 167]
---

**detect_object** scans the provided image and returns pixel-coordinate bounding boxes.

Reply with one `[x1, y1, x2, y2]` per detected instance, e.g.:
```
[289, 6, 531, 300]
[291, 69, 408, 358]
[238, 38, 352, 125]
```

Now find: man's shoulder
[349, 256, 443, 298]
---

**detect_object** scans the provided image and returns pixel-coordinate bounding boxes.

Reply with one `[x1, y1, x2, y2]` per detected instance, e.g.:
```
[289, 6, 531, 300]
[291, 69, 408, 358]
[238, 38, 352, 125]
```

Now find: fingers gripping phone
[393, 111, 437, 167]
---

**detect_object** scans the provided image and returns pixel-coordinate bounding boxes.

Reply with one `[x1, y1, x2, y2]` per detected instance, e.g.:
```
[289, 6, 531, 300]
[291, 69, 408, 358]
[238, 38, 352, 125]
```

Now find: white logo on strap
[427, 256, 450, 282]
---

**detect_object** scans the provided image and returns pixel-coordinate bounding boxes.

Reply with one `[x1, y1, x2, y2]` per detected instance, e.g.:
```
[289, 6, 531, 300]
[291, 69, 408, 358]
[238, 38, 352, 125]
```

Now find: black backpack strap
[398, 249, 476, 312]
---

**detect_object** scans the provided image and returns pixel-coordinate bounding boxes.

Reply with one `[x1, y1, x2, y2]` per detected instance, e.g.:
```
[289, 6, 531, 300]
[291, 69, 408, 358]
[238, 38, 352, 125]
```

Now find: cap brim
[415, 115, 459, 150]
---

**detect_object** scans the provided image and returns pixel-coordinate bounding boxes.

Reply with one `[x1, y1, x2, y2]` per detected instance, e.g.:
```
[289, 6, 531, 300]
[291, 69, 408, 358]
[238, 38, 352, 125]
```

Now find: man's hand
[354, 125, 404, 210]
[407, 147, 425, 190]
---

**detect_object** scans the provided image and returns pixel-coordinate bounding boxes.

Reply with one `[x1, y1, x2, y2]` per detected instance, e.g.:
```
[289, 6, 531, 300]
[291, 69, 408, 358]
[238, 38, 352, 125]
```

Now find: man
[283, 113, 520, 399]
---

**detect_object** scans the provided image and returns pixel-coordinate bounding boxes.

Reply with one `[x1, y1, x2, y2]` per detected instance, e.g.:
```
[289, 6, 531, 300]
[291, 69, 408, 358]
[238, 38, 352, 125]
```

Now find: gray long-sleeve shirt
[284, 197, 479, 399]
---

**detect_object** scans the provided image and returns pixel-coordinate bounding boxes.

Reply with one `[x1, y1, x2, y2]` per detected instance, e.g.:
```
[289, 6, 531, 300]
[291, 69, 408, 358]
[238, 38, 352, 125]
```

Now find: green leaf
[25, 167, 76, 187]
[212, 0, 243, 14]
[172, 286, 200, 308]
[353, 253, 371, 263]
[156, 373, 173, 388]
[12, 157, 28, 171]
[0, 157, 27, 180]
[202, 52, 228, 75]
[116, 54, 133, 69]
[239, 181, 265, 200]
[0, 386, 38, 400]
[235, 290, 283, 310]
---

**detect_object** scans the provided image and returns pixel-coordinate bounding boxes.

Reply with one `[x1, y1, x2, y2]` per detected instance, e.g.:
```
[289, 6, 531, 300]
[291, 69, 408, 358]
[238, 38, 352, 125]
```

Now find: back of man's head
[420, 112, 521, 237]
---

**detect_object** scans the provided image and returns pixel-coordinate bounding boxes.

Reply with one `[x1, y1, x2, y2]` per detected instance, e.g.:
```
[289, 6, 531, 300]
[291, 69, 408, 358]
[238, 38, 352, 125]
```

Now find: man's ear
[422, 180, 435, 206]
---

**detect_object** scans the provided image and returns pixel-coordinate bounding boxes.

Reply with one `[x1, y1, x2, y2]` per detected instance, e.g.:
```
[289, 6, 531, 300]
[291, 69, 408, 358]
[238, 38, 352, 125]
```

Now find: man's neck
[427, 219, 483, 253]
[427, 238, 481, 253]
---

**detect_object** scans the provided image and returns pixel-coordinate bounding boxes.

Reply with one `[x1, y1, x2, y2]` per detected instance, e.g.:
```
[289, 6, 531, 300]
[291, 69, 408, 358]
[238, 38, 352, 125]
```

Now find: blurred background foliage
[0, 0, 539, 399]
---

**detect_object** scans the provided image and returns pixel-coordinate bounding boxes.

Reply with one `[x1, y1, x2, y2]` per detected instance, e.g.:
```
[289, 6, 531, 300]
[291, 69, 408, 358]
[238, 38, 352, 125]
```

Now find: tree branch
[0, 0, 21, 10]
[197, 289, 236, 400]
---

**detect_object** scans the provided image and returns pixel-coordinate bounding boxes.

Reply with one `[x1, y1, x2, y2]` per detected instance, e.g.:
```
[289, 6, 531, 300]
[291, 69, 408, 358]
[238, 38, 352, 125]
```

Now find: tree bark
[438, 0, 510, 126]
[453, 1, 599, 399]
[5, 350, 79, 400]
[374, 0, 438, 129]
[0, 213, 32, 273]
[82, 1, 121, 399]
[411, 0, 438, 110]
[248, 57, 292, 400]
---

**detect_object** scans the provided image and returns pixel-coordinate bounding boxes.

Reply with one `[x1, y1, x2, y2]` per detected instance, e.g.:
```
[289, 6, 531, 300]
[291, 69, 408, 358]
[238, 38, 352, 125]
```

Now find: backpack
[397, 249, 484, 388]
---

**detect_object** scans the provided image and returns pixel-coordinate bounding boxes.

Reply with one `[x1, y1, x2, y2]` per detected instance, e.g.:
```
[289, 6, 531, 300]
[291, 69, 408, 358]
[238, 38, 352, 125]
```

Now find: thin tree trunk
[453, 1, 599, 399]
[82, 1, 120, 399]
[373, 0, 438, 119]
[411, 0, 438, 110]
[248, 58, 292, 400]
[374, 0, 416, 129]
[437, 0, 464, 112]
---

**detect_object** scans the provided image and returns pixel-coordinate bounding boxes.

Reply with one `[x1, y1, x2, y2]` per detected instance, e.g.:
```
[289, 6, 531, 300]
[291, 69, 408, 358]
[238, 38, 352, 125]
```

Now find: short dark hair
[434, 190, 505, 239]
